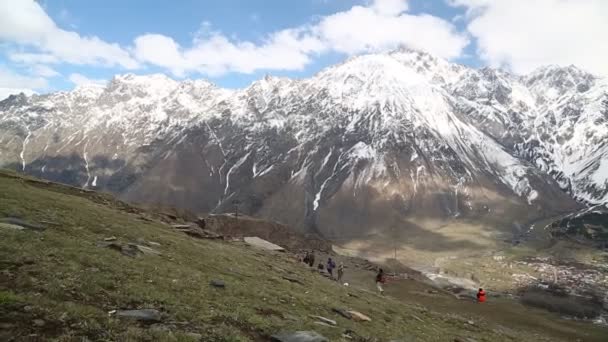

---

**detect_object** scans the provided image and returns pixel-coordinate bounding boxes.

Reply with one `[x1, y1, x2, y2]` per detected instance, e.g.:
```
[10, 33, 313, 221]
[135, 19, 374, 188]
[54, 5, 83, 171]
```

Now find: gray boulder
[0, 218, 45, 231]
[116, 309, 162, 323]
[271, 331, 328, 342]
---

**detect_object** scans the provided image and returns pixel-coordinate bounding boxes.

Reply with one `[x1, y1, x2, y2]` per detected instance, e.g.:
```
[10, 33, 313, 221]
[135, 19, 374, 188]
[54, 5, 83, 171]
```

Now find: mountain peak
[525, 64, 596, 96]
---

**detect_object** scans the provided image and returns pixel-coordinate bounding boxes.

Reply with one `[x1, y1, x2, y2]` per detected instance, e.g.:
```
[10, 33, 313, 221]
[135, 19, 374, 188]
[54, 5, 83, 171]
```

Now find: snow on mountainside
[0, 48, 606, 240]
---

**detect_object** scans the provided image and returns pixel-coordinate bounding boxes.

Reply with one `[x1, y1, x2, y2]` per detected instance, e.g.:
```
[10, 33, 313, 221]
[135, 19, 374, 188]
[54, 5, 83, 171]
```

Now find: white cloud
[313, 0, 468, 58]
[134, 26, 324, 77]
[0, 0, 138, 69]
[132, 0, 467, 76]
[30, 64, 60, 77]
[9, 53, 59, 64]
[0, 66, 48, 89]
[370, 0, 409, 16]
[0, 88, 36, 101]
[451, 0, 608, 76]
[0, 66, 47, 100]
[68, 73, 106, 87]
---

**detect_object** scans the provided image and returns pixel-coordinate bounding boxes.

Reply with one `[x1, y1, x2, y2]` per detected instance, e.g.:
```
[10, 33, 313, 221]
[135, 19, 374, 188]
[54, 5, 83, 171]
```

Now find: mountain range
[1, 48, 607, 241]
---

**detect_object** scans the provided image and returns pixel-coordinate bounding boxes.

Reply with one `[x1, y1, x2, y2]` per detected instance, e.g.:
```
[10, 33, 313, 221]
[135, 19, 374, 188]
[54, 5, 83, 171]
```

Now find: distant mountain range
[1, 48, 607, 239]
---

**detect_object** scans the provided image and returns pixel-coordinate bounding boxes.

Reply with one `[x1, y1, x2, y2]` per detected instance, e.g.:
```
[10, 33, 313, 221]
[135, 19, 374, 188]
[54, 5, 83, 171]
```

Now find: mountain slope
[2, 170, 607, 341]
[0, 49, 605, 243]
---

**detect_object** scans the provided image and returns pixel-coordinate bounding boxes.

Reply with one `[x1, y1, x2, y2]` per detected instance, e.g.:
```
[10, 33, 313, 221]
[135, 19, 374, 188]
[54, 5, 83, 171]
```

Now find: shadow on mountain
[517, 283, 604, 319]
[330, 218, 485, 253]
[4, 153, 137, 193]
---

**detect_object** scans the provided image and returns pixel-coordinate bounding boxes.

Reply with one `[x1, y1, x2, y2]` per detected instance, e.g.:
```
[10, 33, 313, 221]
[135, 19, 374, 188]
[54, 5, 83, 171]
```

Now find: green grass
[0, 169, 606, 341]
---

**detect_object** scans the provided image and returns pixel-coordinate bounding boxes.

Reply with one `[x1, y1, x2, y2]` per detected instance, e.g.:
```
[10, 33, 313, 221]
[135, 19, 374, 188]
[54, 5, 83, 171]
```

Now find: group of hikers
[301, 251, 388, 294]
[302, 251, 345, 282]
[300, 250, 487, 301]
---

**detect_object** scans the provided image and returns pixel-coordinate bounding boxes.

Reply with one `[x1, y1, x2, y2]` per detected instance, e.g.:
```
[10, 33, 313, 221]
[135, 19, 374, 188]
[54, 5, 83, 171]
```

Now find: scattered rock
[313, 321, 336, 328]
[134, 244, 161, 256]
[244, 236, 285, 252]
[466, 320, 475, 325]
[332, 308, 352, 320]
[177, 228, 223, 240]
[0, 223, 25, 230]
[210, 280, 226, 288]
[453, 338, 478, 342]
[97, 241, 160, 257]
[0, 218, 46, 231]
[148, 241, 161, 247]
[138, 215, 154, 222]
[135, 238, 149, 246]
[104, 236, 117, 242]
[410, 314, 424, 323]
[116, 309, 162, 323]
[120, 244, 140, 257]
[40, 220, 60, 226]
[185, 332, 203, 339]
[97, 241, 128, 255]
[0, 322, 14, 329]
[32, 319, 45, 327]
[171, 224, 192, 229]
[347, 311, 371, 322]
[270, 331, 328, 342]
[309, 315, 336, 326]
[342, 330, 364, 340]
[195, 217, 206, 229]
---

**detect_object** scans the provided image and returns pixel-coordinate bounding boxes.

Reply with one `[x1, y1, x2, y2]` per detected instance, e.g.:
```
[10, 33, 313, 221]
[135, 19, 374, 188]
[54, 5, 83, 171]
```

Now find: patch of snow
[20, 126, 31, 171]
[591, 157, 608, 185]
[83, 140, 91, 188]
[527, 190, 539, 204]
[224, 152, 251, 195]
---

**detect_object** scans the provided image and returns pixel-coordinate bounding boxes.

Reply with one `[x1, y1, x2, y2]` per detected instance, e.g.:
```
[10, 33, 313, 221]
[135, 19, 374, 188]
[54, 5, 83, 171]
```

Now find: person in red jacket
[477, 288, 486, 303]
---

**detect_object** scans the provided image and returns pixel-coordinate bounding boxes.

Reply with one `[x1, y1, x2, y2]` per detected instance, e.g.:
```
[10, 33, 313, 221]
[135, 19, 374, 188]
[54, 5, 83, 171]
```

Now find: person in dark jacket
[326, 258, 336, 278]
[302, 251, 310, 265]
[376, 268, 386, 295]
[477, 288, 486, 303]
[337, 262, 345, 282]
[308, 251, 315, 268]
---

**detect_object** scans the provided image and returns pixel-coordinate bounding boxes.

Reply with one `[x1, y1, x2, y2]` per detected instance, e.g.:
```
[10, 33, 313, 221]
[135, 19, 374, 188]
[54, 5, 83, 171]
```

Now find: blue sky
[0, 0, 606, 99]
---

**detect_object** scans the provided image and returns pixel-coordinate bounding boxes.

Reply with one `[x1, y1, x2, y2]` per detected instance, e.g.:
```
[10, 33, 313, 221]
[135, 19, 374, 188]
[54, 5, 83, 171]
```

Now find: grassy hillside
[0, 170, 606, 341]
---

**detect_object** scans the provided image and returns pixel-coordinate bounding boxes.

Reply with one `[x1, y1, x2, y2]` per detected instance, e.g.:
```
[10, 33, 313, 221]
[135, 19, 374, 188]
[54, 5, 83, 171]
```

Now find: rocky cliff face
[1, 49, 606, 240]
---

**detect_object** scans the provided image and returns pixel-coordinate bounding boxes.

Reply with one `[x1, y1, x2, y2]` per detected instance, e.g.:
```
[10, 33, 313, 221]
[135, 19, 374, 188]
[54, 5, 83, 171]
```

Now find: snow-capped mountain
[0, 48, 606, 239]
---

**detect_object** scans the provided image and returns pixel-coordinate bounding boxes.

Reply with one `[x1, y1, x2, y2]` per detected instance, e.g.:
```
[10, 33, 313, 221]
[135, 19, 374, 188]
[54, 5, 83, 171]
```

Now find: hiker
[477, 288, 486, 303]
[308, 251, 315, 268]
[327, 257, 336, 278]
[376, 268, 386, 295]
[337, 262, 344, 282]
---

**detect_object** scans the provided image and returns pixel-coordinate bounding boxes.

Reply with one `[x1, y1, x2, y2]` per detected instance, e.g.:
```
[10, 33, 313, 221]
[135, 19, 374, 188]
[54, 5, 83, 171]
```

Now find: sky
[0, 0, 607, 100]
